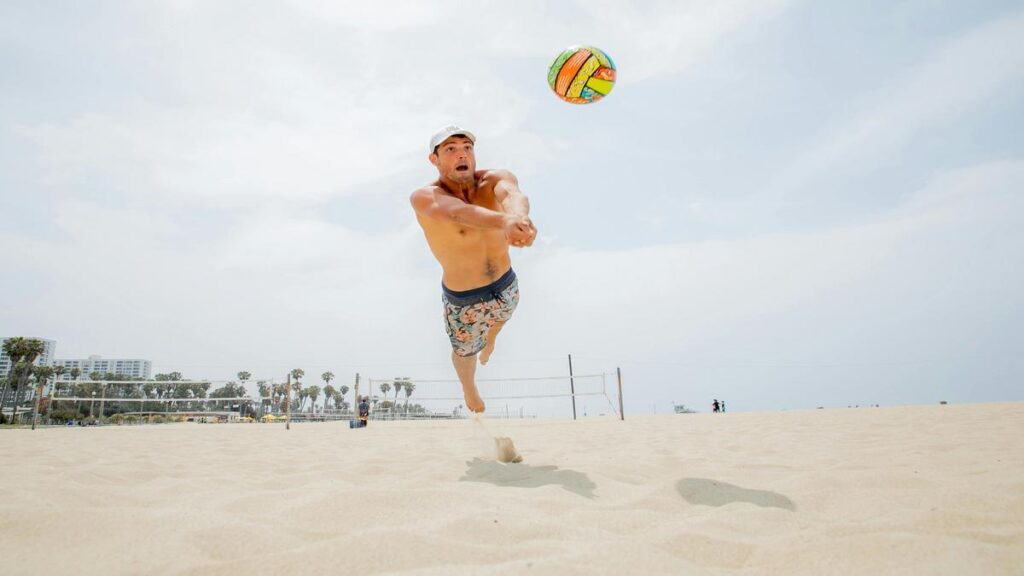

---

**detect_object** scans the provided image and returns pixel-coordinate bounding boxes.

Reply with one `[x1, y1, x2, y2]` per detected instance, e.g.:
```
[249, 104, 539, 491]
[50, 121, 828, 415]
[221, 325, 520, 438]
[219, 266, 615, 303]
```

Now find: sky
[2, 0, 1022, 416]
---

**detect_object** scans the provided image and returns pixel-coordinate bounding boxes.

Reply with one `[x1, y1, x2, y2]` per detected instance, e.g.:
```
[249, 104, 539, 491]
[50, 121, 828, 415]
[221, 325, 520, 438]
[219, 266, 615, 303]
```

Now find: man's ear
[428, 153, 439, 167]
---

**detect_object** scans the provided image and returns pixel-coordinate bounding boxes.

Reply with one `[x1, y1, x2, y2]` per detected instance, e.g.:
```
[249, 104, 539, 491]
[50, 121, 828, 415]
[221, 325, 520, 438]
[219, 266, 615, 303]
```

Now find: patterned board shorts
[442, 268, 520, 357]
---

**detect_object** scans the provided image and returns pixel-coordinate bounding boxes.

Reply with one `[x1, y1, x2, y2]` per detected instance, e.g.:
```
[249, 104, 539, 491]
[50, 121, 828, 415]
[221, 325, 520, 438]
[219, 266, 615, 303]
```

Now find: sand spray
[472, 414, 523, 463]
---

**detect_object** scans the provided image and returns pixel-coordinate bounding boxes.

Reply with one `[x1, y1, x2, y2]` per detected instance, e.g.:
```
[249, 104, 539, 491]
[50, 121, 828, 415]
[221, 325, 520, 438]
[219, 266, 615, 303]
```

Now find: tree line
[2, 338, 426, 425]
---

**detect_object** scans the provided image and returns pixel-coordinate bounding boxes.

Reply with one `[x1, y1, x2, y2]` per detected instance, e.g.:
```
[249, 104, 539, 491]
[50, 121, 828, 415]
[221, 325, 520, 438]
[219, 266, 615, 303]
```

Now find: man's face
[430, 135, 475, 184]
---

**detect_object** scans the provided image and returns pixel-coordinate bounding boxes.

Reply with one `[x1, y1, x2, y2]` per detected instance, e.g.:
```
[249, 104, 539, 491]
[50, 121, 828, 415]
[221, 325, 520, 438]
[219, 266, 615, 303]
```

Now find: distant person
[358, 397, 370, 427]
[712, 399, 720, 413]
[721, 400, 726, 413]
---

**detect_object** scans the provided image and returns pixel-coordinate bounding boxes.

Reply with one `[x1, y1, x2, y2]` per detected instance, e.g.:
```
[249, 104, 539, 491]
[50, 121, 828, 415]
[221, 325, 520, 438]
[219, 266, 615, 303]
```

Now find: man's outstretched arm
[493, 170, 530, 220]
[492, 171, 536, 246]
[410, 187, 510, 229]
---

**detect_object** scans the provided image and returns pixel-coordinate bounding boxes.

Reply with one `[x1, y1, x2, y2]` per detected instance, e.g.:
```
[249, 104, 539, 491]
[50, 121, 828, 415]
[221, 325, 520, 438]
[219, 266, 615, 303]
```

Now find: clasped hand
[504, 216, 537, 248]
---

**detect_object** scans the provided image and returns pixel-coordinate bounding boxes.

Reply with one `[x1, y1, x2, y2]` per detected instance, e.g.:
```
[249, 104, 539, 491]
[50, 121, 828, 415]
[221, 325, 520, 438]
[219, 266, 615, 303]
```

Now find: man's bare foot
[479, 340, 495, 365]
[464, 386, 485, 413]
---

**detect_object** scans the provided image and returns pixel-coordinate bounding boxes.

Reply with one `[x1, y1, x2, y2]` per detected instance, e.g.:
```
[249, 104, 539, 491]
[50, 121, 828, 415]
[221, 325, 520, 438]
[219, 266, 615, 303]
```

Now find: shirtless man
[411, 126, 537, 414]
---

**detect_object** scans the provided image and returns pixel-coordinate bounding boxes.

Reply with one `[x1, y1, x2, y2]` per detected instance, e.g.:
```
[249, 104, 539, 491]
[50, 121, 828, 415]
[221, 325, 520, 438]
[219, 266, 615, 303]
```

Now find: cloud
[769, 12, 1024, 198]
[8, 0, 789, 210]
[463, 0, 791, 81]
[283, 0, 442, 30]
[570, 0, 792, 81]
[9, 3, 533, 209]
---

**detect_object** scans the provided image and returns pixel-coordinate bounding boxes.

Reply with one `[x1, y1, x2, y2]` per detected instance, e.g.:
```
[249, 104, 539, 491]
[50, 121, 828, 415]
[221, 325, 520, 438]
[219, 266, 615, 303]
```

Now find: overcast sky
[2, 1, 1022, 415]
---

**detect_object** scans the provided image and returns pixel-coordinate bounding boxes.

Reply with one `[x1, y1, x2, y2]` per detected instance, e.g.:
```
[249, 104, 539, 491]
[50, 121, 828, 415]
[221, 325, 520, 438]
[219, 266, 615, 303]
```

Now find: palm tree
[51, 365, 66, 387]
[235, 368, 251, 414]
[237, 371, 251, 401]
[31, 365, 54, 429]
[323, 385, 336, 412]
[307, 385, 321, 414]
[393, 377, 408, 407]
[321, 372, 334, 414]
[379, 381, 391, 413]
[403, 382, 416, 414]
[272, 382, 286, 413]
[4, 338, 46, 423]
[256, 381, 271, 416]
[339, 385, 350, 413]
[289, 369, 304, 413]
[47, 365, 66, 422]
[1, 337, 27, 419]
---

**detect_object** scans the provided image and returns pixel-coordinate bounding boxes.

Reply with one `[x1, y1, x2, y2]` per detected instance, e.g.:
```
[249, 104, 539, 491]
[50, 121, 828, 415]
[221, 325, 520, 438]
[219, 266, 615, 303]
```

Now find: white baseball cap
[429, 125, 476, 153]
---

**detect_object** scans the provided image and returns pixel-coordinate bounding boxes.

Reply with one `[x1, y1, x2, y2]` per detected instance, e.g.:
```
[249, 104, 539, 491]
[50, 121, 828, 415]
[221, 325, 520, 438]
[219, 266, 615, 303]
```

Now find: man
[411, 125, 537, 414]
[358, 396, 370, 427]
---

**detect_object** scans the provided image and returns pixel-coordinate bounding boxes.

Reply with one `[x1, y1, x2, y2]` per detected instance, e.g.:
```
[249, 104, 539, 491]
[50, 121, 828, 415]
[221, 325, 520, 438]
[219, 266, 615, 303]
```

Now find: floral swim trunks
[442, 268, 519, 357]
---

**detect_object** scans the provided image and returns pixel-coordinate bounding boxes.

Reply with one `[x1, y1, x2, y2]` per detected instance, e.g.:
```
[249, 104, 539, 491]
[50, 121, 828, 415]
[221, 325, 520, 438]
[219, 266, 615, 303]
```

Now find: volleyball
[547, 45, 616, 104]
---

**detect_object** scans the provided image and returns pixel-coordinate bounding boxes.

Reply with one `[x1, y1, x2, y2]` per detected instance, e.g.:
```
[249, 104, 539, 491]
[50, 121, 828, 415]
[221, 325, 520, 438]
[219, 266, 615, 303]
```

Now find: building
[0, 337, 57, 378]
[53, 355, 152, 380]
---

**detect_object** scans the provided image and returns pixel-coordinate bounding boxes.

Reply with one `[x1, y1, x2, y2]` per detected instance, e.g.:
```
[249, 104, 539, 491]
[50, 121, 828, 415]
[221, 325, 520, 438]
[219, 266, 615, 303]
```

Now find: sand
[1, 403, 1022, 574]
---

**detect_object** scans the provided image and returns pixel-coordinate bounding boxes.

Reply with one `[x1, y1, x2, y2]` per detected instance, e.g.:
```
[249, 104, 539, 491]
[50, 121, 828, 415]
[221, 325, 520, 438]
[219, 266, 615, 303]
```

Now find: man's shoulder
[477, 168, 513, 181]
[410, 183, 444, 206]
[412, 182, 441, 197]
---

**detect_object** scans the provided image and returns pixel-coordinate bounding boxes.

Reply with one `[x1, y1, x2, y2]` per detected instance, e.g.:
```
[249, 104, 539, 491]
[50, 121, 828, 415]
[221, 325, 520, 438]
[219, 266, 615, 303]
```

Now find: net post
[568, 354, 577, 421]
[285, 373, 292, 430]
[99, 383, 106, 424]
[354, 373, 360, 423]
[617, 367, 624, 421]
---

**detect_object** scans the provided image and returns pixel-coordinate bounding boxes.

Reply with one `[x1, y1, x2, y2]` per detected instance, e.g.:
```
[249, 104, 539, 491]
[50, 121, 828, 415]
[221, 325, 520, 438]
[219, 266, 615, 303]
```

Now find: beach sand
[1, 403, 1022, 574]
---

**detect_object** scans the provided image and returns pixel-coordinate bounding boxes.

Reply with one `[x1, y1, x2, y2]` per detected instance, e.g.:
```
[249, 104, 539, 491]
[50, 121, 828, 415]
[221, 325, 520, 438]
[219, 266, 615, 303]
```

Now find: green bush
[49, 409, 80, 423]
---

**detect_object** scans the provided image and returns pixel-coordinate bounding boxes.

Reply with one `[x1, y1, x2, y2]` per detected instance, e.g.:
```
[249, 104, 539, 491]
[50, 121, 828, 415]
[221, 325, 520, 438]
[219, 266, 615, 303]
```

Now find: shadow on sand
[676, 478, 796, 511]
[460, 458, 596, 499]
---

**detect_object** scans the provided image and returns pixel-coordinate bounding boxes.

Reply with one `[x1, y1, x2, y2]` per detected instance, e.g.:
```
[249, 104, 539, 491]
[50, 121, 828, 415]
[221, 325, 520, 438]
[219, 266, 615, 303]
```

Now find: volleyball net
[33, 369, 625, 423]
[363, 371, 623, 420]
[41, 379, 284, 422]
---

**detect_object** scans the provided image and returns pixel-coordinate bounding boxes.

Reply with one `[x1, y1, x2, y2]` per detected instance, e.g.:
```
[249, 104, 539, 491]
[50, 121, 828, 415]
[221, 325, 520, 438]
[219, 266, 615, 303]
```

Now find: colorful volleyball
[548, 45, 616, 104]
